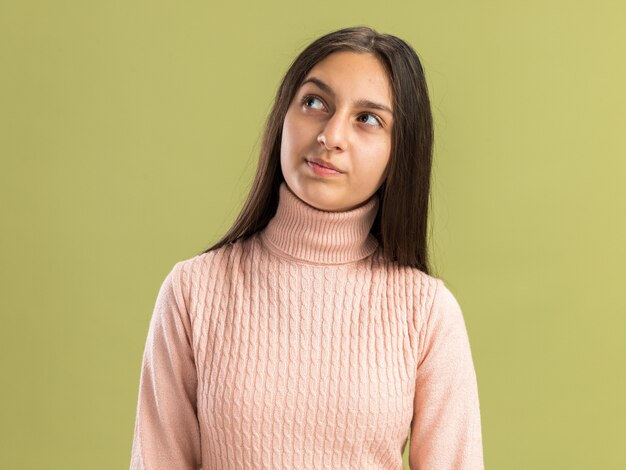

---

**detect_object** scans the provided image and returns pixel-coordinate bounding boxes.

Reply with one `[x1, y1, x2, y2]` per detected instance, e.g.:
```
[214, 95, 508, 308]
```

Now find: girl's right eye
[301, 94, 324, 110]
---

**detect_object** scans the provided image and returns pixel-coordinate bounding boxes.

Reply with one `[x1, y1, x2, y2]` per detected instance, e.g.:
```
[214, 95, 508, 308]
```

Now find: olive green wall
[1, 1, 624, 468]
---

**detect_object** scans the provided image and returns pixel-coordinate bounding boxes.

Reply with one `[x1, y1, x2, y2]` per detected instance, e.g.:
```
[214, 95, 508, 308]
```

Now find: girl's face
[280, 51, 393, 212]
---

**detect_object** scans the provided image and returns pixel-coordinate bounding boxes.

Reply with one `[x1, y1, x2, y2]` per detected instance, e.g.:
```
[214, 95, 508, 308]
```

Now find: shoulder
[375, 256, 463, 339]
[408, 269, 447, 332]
[170, 248, 227, 289]
[408, 272, 472, 367]
[168, 239, 253, 301]
[407, 268, 464, 329]
[371, 252, 444, 320]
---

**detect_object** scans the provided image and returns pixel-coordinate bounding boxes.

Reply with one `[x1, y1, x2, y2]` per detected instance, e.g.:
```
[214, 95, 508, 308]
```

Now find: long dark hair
[199, 25, 435, 275]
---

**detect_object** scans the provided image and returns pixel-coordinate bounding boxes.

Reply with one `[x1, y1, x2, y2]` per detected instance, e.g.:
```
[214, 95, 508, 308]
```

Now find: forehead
[301, 51, 392, 104]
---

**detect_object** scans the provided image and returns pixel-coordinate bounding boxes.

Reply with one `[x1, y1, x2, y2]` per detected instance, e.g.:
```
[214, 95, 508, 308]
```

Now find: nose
[318, 111, 348, 151]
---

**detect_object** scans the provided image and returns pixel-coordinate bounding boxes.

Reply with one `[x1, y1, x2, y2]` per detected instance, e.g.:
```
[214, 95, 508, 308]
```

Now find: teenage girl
[130, 25, 484, 470]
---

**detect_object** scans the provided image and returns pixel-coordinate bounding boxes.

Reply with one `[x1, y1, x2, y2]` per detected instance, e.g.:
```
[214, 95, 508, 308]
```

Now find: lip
[305, 158, 344, 174]
[306, 160, 344, 176]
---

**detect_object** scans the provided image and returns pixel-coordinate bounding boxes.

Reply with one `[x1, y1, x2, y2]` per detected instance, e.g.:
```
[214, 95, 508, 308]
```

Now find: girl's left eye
[357, 113, 382, 127]
[301, 94, 383, 128]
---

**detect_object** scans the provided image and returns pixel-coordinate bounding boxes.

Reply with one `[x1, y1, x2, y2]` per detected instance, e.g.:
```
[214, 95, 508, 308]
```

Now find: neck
[259, 182, 380, 265]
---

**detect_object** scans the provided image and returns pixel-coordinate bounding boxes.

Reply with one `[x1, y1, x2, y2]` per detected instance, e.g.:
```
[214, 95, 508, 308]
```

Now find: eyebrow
[300, 76, 393, 115]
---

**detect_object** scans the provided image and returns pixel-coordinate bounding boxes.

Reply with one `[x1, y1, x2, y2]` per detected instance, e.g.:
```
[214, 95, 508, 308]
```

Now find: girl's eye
[301, 95, 325, 110]
[301, 94, 383, 128]
[358, 113, 383, 128]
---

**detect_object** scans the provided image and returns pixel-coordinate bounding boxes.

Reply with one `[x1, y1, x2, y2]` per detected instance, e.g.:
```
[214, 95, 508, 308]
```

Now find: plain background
[1, 1, 624, 468]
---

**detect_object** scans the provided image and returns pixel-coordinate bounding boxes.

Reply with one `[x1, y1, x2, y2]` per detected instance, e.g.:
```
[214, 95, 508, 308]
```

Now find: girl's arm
[409, 279, 485, 469]
[129, 262, 202, 469]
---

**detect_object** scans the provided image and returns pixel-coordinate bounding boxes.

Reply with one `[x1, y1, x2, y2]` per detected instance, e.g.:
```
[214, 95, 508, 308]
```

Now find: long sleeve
[129, 262, 202, 470]
[409, 279, 484, 469]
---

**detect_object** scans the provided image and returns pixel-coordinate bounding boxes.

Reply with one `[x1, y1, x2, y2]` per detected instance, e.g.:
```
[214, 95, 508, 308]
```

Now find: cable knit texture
[129, 181, 484, 469]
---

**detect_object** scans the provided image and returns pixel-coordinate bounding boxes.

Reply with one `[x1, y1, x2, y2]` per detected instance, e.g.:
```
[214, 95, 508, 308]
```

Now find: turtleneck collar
[259, 181, 380, 265]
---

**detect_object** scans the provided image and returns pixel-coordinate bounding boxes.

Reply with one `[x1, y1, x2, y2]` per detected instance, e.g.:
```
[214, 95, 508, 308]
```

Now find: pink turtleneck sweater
[129, 182, 484, 469]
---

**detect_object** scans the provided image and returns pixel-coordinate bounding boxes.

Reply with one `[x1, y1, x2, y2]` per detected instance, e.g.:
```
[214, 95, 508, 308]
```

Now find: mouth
[305, 158, 343, 173]
[306, 159, 344, 176]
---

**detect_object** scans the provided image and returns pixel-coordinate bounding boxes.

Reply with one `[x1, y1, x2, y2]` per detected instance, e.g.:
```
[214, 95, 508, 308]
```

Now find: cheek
[361, 140, 391, 171]
[280, 118, 304, 168]
[280, 114, 295, 152]
[282, 114, 310, 155]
